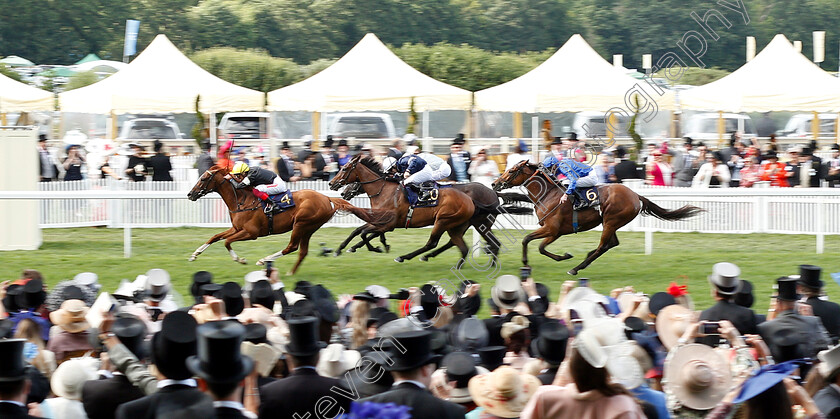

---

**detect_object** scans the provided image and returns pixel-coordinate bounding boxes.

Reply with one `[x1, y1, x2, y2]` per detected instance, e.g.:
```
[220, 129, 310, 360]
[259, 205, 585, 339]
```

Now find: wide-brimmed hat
[708, 262, 742, 296]
[469, 366, 541, 418]
[443, 351, 489, 403]
[144, 269, 171, 302]
[0, 339, 27, 382]
[16, 279, 46, 310]
[560, 286, 607, 318]
[286, 316, 326, 357]
[478, 346, 507, 371]
[241, 341, 280, 377]
[151, 311, 198, 380]
[365, 285, 390, 301]
[500, 315, 529, 340]
[574, 319, 634, 370]
[452, 317, 489, 351]
[380, 330, 441, 372]
[113, 315, 148, 359]
[187, 321, 254, 384]
[663, 343, 731, 410]
[797, 265, 823, 289]
[819, 345, 840, 382]
[732, 361, 803, 404]
[220, 282, 245, 316]
[50, 299, 90, 333]
[51, 358, 97, 400]
[777, 276, 799, 302]
[316, 343, 361, 378]
[491, 275, 525, 310]
[655, 304, 694, 350]
[530, 322, 570, 365]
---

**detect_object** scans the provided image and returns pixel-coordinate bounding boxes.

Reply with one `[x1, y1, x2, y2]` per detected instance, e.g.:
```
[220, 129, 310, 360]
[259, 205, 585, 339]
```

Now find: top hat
[648, 292, 676, 316]
[683, 137, 693, 146]
[324, 138, 335, 149]
[443, 351, 489, 403]
[151, 311, 198, 380]
[530, 322, 570, 366]
[567, 132, 579, 141]
[191, 271, 213, 299]
[145, 269, 171, 302]
[453, 134, 465, 145]
[309, 285, 339, 324]
[765, 150, 779, 159]
[452, 317, 489, 351]
[113, 315, 148, 359]
[281, 141, 291, 150]
[797, 265, 823, 289]
[286, 316, 325, 357]
[776, 276, 799, 302]
[831, 144, 840, 151]
[380, 331, 442, 372]
[491, 275, 525, 310]
[250, 280, 275, 311]
[187, 321, 254, 384]
[244, 323, 268, 345]
[0, 339, 27, 382]
[201, 283, 223, 297]
[551, 137, 563, 145]
[289, 299, 318, 320]
[420, 284, 444, 318]
[62, 285, 84, 302]
[3, 284, 21, 312]
[478, 345, 507, 371]
[220, 282, 245, 316]
[734, 280, 755, 308]
[707, 262, 742, 296]
[337, 139, 349, 148]
[17, 279, 46, 310]
[294, 280, 313, 297]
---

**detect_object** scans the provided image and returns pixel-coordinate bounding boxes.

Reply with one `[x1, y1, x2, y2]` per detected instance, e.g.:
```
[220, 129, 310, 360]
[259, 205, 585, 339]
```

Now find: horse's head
[341, 182, 364, 200]
[493, 160, 537, 191]
[188, 167, 226, 201]
[329, 154, 363, 191]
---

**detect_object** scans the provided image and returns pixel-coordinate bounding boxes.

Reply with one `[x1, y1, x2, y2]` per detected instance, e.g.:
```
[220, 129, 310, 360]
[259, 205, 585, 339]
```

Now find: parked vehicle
[326, 113, 396, 139]
[682, 113, 757, 141]
[218, 112, 269, 140]
[777, 113, 837, 138]
[117, 118, 185, 140]
[571, 111, 631, 139]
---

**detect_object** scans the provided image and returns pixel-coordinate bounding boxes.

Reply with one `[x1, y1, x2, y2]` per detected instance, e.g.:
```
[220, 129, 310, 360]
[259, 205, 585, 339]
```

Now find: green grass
[2, 227, 839, 314]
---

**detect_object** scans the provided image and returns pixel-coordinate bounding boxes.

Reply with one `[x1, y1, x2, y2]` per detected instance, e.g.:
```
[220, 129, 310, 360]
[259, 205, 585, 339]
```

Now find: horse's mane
[209, 164, 231, 174]
[358, 156, 385, 176]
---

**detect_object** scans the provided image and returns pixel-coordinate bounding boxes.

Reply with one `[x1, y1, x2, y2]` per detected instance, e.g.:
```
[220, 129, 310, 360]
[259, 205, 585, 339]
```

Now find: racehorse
[492, 161, 703, 275]
[331, 155, 533, 258]
[186, 165, 392, 275]
[327, 155, 490, 265]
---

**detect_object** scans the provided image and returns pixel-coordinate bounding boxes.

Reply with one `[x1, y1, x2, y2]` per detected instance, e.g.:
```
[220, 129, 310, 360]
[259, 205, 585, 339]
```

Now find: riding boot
[572, 191, 586, 211]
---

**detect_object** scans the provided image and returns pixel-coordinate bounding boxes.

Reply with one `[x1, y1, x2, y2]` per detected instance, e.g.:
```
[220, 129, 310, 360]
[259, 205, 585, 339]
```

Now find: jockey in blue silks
[396, 153, 451, 201]
[541, 155, 600, 209]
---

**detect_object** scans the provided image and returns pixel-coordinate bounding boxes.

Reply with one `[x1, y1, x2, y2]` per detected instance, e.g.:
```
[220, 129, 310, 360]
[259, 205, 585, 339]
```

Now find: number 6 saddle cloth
[573, 186, 600, 211]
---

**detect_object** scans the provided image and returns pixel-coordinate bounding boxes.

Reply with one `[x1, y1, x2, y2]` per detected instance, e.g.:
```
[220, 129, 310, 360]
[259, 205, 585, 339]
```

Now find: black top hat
[281, 141, 291, 150]
[294, 281, 313, 297]
[478, 345, 507, 371]
[551, 137, 563, 145]
[802, 147, 814, 156]
[530, 322, 570, 366]
[683, 137, 693, 145]
[648, 292, 676, 316]
[191, 271, 213, 298]
[188, 321, 254, 384]
[420, 284, 443, 318]
[244, 323, 268, 345]
[337, 139, 349, 147]
[309, 285, 339, 324]
[220, 282, 244, 316]
[832, 144, 840, 151]
[3, 284, 21, 313]
[324, 138, 334, 148]
[452, 317, 489, 351]
[113, 315, 148, 360]
[624, 316, 647, 339]
[765, 150, 779, 159]
[734, 280, 755, 308]
[286, 316, 325, 357]
[777, 276, 799, 302]
[151, 311, 198, 380]
[17, 279, 46, 311]
[797, 265, 823, 289]
[201, 283, 223, 297]
[375, 311, 398, 328]
[444, 351, 479, 388]
[250, 280, 275, 311]
[0, 339, 27, 382]
[62, 285, 84, 302]
[535, 283, 550, 300]
[381, 331, 441, 372]
[353, 291, 376, 303]
[567, 132, 578, 141]
[0, 318, 13, 339]
[289, 299, 318, 320]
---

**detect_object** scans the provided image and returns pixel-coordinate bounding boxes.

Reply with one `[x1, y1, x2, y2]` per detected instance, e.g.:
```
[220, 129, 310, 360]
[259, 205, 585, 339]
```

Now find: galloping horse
[186, 165, 392, 275]
[327, 155, 483, 265]
[331, 155, 532, 258]
[493, 161, 702, 275]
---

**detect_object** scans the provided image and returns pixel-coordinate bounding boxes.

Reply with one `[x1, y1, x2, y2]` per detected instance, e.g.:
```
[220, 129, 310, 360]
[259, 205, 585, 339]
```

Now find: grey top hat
[708, 262, 742, 296]
[145, 269, 171, 302]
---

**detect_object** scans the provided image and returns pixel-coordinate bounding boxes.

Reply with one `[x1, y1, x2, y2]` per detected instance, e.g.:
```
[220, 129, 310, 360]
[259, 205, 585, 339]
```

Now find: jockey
[395, 153, 451, 200]
[226, 162, 288, 214]
[542, 155, 599, 209]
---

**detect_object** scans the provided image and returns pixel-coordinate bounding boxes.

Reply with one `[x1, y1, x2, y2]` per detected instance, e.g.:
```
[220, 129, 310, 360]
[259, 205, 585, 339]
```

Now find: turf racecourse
[2, 227, 839, 315]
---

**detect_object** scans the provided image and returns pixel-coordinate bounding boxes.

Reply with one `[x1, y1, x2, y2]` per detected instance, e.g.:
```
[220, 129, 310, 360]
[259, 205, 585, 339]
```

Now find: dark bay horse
[186, 165, 392, 275]
[327, 155, 485, 265]
[492, 161, 703, 275]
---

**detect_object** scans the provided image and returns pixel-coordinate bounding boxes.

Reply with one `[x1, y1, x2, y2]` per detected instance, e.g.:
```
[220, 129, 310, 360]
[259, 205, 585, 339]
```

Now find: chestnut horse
[327, 155, 479, 265]
[186, 165, 392, 275]
[492, 161, 702, 275]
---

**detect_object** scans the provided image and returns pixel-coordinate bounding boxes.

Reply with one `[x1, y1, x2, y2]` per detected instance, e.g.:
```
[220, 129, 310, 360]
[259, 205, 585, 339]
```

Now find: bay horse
[492, 161, 702, 275]
[186, 165, 392, 275]
[327, 155, 483, 265]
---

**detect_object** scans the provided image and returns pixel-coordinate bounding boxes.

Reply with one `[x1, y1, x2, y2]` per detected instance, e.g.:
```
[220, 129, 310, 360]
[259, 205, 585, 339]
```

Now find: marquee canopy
[0, 73, 53, 112]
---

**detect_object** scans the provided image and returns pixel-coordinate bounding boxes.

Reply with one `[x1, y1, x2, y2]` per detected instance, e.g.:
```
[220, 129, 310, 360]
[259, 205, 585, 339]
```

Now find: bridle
[495, 162, 532, 190]
[332, 157, 388, 198]
[193, 170, 218, 199]
[194, 170, 260, 213]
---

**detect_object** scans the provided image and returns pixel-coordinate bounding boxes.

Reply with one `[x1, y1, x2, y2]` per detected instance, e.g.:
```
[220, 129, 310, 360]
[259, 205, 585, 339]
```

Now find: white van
[778, 113, 837, 138]
[683, 113, 757, 141]
[326, 113, 396, 139]
[571, 111, 631, 139]
[218, 112, 270, 140]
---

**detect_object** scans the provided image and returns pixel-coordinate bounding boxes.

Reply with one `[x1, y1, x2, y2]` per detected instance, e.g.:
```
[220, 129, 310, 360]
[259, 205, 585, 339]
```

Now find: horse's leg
[446, 223, 472, 270]
[420, 240, 455, 262]
[336, 225, 366, 256]
[350, 229, 381, 253]
[224, 229, 257, 264]
[287, 231, 313, 275]
[521, 225, 565, 266]
[258, 222, 311, 265]
[395, 223, 448, 263]
[379, 234, 390, 253]
[568, 228, 619, 276]
[188, 227, 235, 261]
[538, 234, 574, 262]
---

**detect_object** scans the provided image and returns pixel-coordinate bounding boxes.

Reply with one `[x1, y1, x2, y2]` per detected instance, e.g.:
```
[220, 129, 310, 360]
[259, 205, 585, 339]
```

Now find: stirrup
[264, 202, 275, 214]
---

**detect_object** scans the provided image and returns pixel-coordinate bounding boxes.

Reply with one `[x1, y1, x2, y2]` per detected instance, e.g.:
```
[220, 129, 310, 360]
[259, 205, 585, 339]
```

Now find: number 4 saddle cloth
[573, 186, 600, 211]
[267, 190, 295, 213]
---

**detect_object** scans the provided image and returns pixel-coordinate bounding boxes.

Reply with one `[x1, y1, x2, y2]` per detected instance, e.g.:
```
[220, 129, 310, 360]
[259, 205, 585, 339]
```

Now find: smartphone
[519, 266, 531, 280]
[578, 278, 589, 287]
[265, 260, 273, 277]
[108, 303, 118, 314]
[700, 321, 721, 335]
[571, 319, 584, 336]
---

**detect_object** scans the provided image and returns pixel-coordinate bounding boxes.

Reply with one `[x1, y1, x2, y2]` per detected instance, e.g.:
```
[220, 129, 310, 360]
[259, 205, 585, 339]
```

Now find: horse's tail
[329, 198, 394, 227]
[639, 196, 704, 221]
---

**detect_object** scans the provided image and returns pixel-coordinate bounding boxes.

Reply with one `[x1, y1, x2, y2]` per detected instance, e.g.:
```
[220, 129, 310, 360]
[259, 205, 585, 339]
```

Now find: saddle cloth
[573, 186, 600, 211]
[266, 190, 295, 213]
[404, 182, 451, 208]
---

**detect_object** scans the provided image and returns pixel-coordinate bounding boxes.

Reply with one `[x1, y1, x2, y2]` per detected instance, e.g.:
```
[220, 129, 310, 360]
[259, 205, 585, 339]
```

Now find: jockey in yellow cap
[225, 162, 288, 213]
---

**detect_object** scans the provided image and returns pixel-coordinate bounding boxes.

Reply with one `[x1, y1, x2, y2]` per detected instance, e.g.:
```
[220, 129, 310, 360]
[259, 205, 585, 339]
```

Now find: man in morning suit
[698, 262, 759, 347]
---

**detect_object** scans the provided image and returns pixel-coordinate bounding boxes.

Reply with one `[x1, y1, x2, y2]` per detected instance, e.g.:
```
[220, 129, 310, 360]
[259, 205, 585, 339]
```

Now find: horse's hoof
[371, 247, 384, 253]
[384, 245, 391, 253]
[419, 256, 428, 262]
[334, 250, 342, 257]
[188, 256, 196, 262]
[567, 269, 578, 275]
[285, 271, 293, 276]
[394, 257, 404, 263]
[237, 258, 247, 265]
[255, 259, 265, 266]
[348, 247, 356, 253]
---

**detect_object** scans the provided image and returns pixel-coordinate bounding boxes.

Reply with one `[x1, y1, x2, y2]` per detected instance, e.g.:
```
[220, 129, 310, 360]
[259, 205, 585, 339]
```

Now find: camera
[700, 321, 720, 335]
[519, 266, 531, 280]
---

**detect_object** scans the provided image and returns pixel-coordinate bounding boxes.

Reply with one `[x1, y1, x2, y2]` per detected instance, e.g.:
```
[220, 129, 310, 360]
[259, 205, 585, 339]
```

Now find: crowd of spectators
[3, 262, 840, 418]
